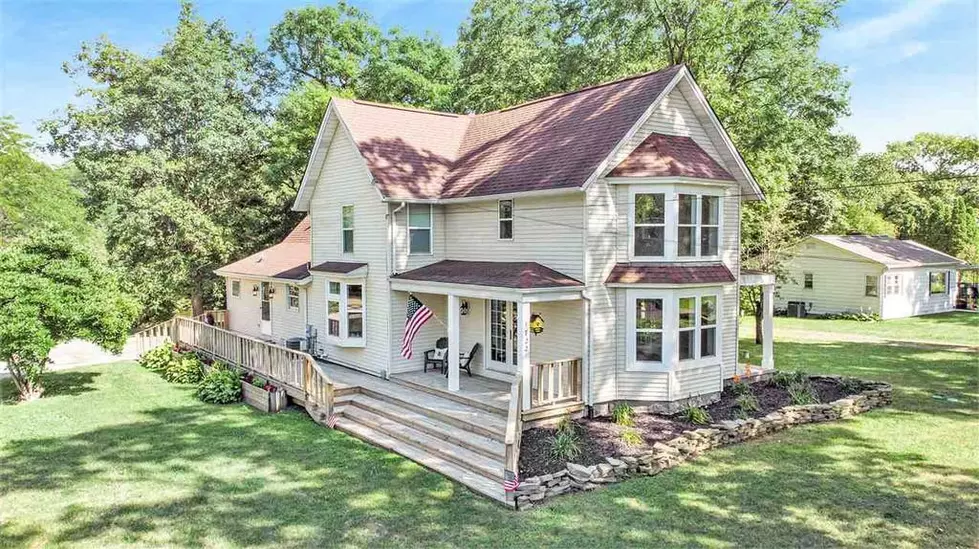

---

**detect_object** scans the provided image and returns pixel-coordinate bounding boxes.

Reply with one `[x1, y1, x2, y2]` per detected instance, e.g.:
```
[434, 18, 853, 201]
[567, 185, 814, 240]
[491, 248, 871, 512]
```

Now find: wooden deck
[391, 371, 511, 413]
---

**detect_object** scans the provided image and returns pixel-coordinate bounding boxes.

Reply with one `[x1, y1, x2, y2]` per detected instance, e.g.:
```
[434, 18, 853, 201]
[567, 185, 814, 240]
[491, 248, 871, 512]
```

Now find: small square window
[929, 272, 947, 295]
[287, 285, 300, 310]
[803, 273, 813, 289]
[231, 280, 240, 298]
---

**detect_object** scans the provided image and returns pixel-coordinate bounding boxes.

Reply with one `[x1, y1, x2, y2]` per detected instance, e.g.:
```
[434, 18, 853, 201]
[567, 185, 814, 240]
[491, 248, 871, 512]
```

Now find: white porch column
[762, 283, 775, 369]
[447, 294, 460, 392]
[518, 301, 532, 410]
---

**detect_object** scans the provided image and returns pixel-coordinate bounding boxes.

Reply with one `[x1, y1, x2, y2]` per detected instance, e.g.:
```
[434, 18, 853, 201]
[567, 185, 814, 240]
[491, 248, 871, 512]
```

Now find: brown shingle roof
[333, 66, 683, 200]
[392, 260, 583, 289]
[607, 132, 734, 180]
[309, 261, 368, 274]
[216, 217, 311, 281]
[606, 263, 736, 284]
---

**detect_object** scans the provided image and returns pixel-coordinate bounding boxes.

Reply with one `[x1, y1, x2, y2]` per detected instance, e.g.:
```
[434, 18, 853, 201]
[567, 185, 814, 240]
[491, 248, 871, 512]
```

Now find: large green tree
[43, 3, 291, 321]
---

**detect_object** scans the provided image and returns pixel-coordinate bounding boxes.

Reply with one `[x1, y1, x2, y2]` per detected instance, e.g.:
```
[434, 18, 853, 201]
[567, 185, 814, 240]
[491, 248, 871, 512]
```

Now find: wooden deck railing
[192, 309, 228, 329]
[503, 379, 522, 504]
[134, 317, 335, 424]
[530, 357, 582, 410]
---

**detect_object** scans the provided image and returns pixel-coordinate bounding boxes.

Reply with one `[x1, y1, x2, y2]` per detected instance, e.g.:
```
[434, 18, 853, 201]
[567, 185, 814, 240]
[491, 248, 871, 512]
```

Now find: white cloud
[831, 0, 950, 50]
[898, 40, 929, 59]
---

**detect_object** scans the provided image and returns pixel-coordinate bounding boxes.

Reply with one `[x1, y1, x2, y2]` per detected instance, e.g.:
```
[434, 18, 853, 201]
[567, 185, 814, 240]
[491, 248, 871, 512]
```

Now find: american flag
[503, 469, 520, 492]
[327, 414, 338, 429]
[400, 295, 433, 359]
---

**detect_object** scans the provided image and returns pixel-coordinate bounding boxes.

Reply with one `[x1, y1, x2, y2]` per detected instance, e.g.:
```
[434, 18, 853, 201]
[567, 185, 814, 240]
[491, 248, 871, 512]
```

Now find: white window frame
[341, 204, 354, 254]
[628, 184, 724, 262]
[803, 273, 813, 289]
[407, 203, 433, 255]
[498, 199, 513, 240]
[885, 274, 901, 296]
[864, 276, 878, 297]
[626, 287, 722, 372]
[231, 279, 241, 298]
[928, 271, 946, 295]
[287, 285, 300, 310]
[325, 278, 365, 347]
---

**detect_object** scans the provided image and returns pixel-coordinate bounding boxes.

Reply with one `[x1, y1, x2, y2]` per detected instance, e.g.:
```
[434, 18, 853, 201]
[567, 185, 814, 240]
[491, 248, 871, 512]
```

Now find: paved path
[775, 329, 979, 353]
[0, 338, 141, 379]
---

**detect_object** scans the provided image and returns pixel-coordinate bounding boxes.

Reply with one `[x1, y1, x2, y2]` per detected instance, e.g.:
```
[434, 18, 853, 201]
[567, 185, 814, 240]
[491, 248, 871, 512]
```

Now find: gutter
[384, 201, 407, 380]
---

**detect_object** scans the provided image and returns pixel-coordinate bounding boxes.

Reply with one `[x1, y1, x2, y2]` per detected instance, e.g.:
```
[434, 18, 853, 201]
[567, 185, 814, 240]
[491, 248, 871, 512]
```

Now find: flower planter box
[241, 381, 287, 413]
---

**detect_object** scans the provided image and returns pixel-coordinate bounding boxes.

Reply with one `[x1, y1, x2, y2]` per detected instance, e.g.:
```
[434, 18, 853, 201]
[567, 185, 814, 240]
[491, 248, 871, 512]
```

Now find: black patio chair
[444, 342, 480, 378]
[424, 337, 448, 373]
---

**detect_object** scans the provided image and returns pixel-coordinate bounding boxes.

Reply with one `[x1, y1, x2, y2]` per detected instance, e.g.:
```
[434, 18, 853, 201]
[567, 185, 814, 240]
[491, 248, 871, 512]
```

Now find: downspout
[582, 290, 593, 409]
[385, 202, 407, 380]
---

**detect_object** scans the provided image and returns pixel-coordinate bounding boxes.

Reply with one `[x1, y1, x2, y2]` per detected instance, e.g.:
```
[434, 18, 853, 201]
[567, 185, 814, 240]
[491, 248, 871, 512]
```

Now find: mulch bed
[519, 377, 850, 477]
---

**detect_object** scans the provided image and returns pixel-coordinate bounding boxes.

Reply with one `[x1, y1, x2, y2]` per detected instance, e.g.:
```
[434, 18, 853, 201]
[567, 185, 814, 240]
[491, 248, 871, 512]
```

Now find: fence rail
[503, 379, 522, 504]
[530, 357, 582, 410]
[192, 309, 228, 329]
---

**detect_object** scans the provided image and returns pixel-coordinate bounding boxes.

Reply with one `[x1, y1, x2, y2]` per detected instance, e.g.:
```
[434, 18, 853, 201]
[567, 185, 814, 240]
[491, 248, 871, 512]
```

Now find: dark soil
[519, 377, 853, 477]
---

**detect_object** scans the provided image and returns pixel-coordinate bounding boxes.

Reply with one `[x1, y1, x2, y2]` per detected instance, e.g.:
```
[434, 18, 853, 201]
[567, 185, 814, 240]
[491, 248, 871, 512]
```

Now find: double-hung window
[631, 186, 722, 260]
[678, 295, 717, 361]
[231, 280, 241, 298]
[627, 290, 720, 371]
[865, 276, 878, 297]
[929, 271, 947, 295]
[634, 193, 666, 257]
[326, 280, 365, 345]
[803, 273, 813, 289]
[341, 205, 354, 253]
[499, 199, 513, 239]
[635, 298, 664, 363]
[407, 204, 432, 254]
[287, 285, 300, 310]
[677, 194, 720, 257]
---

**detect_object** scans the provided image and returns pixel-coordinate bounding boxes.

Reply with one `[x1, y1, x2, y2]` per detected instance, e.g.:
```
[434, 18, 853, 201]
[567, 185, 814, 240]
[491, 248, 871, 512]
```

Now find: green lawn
[2, 338, 977, 547]
[742, 311, 978, 346]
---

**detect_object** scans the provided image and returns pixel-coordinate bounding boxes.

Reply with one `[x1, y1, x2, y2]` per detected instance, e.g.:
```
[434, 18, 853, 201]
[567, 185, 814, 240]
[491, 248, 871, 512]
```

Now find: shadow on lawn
[2, 395, 977, 548]
[0, 370, 101, 404]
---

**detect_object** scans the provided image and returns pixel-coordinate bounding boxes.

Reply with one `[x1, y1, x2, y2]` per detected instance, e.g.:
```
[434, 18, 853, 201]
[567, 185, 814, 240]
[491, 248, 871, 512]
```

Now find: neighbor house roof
[809, 235, 967, 268]
[391, 260, 584, 289]
[326, 65, 716, 201]
[607, 132, 735, 180]
[215, 217, 311, 282]
[605, 263, 736, 285]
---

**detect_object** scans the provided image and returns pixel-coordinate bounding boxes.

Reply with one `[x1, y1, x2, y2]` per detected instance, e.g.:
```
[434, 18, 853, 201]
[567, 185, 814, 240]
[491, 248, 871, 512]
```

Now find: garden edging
[513, 376, 892, 510]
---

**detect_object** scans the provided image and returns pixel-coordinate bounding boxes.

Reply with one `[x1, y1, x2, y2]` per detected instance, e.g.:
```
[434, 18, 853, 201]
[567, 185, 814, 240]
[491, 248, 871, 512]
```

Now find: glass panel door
[488, 299, 517, 374]
[260, 282, 272, 335]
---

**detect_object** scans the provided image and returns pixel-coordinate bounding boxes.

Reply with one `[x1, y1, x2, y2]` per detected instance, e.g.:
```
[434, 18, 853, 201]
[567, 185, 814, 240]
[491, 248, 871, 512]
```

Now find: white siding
[881, 267, 957, 319]
[226, 278, 263, 339]
[674, 364, 723, 400]
[224, 279, 307, 344]
[270, 283, 307, 344]
[389, 291, 449, 374]
[777, 240, 884, 316]
[391, 204, 446, 273]
[306, 128, 389, 375]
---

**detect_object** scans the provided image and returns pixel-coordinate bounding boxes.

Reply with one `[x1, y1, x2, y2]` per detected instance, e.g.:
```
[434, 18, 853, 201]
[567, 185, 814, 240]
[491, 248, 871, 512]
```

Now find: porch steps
[354, 384, 507, 440]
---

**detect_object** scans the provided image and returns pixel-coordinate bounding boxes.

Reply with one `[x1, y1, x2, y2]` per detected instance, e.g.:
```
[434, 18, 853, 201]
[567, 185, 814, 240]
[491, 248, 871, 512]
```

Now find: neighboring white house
[777, 234, 967, 320]
[215, 63, 775, 415]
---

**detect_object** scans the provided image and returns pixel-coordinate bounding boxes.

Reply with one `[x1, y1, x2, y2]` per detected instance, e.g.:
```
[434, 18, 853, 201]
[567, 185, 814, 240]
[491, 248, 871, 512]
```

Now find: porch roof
[310, 260, 369, 275]
[606, 262, 735, 285]
[391, 260, 583, 290]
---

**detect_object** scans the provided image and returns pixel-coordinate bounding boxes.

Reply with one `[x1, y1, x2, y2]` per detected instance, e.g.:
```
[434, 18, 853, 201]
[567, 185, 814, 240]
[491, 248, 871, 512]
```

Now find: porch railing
[192, 309, 228, 329]
[530, 357, 582, 409]
[134, 317, 335, 423]
[503, 379, 522, 504]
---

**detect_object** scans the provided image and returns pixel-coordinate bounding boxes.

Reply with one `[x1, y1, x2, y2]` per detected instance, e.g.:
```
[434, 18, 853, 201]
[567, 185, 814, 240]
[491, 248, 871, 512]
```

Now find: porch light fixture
[252, 284, 259, 296]
[460, 300, 470, 316]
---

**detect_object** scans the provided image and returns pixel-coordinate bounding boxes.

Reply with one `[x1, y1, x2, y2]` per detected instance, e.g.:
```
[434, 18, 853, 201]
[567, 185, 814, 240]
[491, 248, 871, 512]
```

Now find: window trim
[864, 275, 878, 297]
[498, 199, 513, 240]
[231, 279, 241, 299]
[287, 285, 300, 310]
[341, 204, 355, 254]
[626, 288, 722, 372]
[928, 271, 947, 295]
[407, 203, 433, 255]
[628, 184, 724, 262]
[325, 278, 366, 347]
[803, 273, 813, 290]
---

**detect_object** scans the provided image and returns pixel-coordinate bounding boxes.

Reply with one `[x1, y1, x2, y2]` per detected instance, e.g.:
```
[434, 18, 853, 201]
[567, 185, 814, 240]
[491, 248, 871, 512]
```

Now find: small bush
[197, 365, 242, 404]
[162, 353, 204, 384]
[736, 392, 760, 413]
[621, 429, 643, 447]
[611, 402, 636, 427]
[556, 414, 580, 436]
[731, 379, 752, 396]
[252, 376, 267, 388]
[734, 408, 750, 420]
[683, 406, 712, 425]
[138, 344, 176, 373]
[771, 370, 808, 388]
[551, 430, 582, 461]
[788, 380, 819, 405]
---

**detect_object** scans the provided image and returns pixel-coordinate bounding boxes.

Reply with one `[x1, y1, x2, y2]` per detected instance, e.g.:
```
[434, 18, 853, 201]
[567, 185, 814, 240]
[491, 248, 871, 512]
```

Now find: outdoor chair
[444, 342, 480, 378]
[424, 337, 448, 373]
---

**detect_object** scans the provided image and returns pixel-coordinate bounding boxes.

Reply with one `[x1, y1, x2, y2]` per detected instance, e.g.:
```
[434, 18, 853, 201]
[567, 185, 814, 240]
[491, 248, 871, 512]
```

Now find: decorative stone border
[513, 376, 892, 510]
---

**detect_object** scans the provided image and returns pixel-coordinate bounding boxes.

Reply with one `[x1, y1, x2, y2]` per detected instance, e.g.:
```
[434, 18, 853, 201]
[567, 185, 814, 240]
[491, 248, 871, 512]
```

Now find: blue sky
[2, 0, 976, 163]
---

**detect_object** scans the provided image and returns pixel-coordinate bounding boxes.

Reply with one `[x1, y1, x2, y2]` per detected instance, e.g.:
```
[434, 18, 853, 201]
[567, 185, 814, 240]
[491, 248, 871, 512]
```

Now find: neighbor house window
[499, 199, 513, 239]
[407, 204, 432, 254]
[885, 274, 901, 296]
[633, 193, 666, 257]
[929, 271, 947, 295]
[865, 276, 878, 297]
[287, 285, 300, 310]
[231, 280, 241, 298]
[341, 205, 354, 253]
[677, 194, 720, 257]
[326, 279, 365, 344]
[803, 273, 813, 289]
[627, 290, 720, 371]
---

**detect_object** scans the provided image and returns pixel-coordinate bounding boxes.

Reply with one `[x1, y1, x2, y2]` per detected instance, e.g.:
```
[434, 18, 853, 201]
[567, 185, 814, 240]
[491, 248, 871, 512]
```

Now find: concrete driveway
[0, 338, 141, 379]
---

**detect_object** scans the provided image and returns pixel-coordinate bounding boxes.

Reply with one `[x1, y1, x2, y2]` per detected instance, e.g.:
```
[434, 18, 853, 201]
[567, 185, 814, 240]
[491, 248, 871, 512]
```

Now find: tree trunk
[754, 299, 763, 345]
[6, 361, 44, 401]
[191, 281, 205, 317]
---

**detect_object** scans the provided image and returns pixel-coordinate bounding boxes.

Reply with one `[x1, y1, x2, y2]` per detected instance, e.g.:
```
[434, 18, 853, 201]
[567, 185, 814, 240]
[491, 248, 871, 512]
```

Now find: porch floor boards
[391, 370, 511, 414]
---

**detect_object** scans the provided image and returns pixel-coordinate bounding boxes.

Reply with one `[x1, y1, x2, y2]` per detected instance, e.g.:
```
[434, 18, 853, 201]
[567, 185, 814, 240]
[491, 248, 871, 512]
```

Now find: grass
[741, 311, 978, 347]
[1, 337, 977, 547]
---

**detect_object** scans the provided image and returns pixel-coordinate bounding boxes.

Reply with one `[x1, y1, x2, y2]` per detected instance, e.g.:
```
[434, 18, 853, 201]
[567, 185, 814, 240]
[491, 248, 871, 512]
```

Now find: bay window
[326, 279, 365, 345]
[630, 186, 723, 260]
[626, 289, 721, 371]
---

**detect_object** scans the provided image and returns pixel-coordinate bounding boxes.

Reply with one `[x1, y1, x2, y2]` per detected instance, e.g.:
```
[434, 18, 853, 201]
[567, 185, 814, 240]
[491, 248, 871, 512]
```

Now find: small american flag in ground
[327, 414, 338, 429]
[503, 469, 520, 492]
[400, 295, 433, 359]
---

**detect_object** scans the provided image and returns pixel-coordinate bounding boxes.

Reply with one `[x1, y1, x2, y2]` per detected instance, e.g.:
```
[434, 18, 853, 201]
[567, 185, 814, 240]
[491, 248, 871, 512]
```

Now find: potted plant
[240, 373, 287, 413]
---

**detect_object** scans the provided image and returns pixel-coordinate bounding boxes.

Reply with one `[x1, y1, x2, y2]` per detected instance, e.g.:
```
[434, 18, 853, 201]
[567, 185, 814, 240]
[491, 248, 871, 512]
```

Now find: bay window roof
[606, 263, 735, 285]
[608, 132, 734, 180]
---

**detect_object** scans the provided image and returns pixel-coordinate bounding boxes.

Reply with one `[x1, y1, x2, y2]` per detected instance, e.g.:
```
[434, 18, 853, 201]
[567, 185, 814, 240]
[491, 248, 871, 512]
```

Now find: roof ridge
[348, 99, 466, 118]
[479, 64, 684, 115]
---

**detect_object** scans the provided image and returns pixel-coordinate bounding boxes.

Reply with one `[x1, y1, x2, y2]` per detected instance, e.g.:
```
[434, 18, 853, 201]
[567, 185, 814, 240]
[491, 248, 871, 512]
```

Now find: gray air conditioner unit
[787, 301, 807, 318]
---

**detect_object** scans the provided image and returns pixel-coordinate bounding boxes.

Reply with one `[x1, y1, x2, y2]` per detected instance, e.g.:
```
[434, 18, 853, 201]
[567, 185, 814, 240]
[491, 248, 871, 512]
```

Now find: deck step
[390, 376, 509, 416]
[334, 417, 509, 506]
[346, 394, 505, 459]
[357, 385, 507, 440]
[341, 405, 505, 482]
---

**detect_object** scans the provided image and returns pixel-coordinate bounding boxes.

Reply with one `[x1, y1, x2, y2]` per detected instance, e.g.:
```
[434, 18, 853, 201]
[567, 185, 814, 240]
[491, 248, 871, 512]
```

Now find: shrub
[611, 402, 636, 427]
[683, 406, 712, 425]
[550, 429, 582, 461]
[162, 352, 204, 384]
[621, 429, 643, 447]
[736, 392, 760, 413]
[196, 364, 242, 404]
[788, 380, 819, 405]
[251, 376, 267, 388]
[734, 408, 750, 420]
[556, 414, 580, 436]
[139, 344, 176, 373]
[771, 370, 808, 388]
[731, 378, 752, 396]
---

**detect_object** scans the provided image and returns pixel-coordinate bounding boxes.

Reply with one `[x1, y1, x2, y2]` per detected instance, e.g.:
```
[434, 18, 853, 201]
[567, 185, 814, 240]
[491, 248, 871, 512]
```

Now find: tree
[43, 3, 290, 321]
[0, 231, 139, 400]
[358, 29, 459, 110]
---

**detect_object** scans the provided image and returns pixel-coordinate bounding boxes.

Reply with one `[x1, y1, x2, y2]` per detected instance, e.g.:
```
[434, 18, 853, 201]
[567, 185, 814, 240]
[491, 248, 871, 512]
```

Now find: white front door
[487, 299, 518, 374]
[260, 282, 272, 336]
